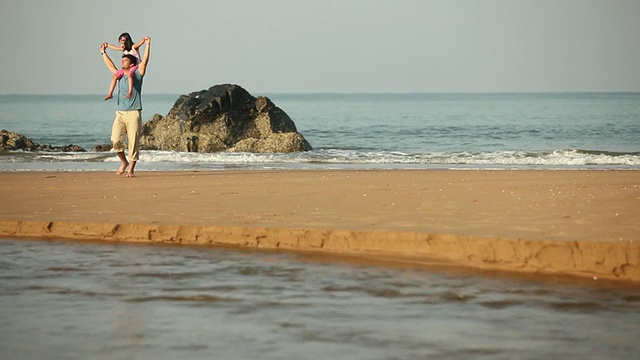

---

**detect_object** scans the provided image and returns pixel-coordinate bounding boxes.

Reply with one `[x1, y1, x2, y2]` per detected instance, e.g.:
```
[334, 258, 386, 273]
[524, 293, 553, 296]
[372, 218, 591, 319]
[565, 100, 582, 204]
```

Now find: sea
[1, 93, 640, 359]
[0, 92, 639, 171]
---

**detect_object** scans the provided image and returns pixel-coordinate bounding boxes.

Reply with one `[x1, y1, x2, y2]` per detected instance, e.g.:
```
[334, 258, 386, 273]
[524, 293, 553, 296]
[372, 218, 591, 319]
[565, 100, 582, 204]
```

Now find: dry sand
[1, 170, 639, 283]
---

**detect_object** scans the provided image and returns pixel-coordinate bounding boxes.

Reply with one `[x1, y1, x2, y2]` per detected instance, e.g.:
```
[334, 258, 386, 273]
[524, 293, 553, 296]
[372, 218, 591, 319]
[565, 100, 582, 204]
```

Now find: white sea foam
[132, 148, 640, 167]
[2, 148, 638, 171]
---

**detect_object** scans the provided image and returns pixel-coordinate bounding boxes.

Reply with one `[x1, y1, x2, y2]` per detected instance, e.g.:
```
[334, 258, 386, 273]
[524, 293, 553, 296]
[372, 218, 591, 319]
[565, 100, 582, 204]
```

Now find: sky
[0, 0, 639, 95]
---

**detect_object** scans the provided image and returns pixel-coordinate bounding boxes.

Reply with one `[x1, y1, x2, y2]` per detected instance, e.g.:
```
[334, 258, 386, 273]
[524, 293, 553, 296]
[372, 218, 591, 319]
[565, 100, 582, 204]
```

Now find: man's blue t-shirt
[116, 70, 143, 111]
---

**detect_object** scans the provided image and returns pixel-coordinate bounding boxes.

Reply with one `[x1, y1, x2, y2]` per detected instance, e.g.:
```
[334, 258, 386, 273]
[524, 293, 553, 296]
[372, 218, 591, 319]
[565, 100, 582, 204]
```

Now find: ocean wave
[137, 148, 640, 166]
[2, 148, 639, 169]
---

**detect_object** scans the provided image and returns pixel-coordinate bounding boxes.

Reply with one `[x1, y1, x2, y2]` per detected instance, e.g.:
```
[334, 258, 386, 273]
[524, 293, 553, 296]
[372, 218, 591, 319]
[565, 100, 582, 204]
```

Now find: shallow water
[1, 238, 639, 360]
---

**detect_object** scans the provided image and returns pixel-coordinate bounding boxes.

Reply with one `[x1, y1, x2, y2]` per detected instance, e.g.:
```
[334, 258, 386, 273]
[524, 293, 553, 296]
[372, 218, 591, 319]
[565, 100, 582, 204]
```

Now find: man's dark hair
[122, 54, 138, 65]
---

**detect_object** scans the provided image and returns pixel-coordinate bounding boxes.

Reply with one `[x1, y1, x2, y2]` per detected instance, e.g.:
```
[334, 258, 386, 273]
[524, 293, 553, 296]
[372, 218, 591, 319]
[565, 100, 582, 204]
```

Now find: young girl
[104, 32, 145, 100]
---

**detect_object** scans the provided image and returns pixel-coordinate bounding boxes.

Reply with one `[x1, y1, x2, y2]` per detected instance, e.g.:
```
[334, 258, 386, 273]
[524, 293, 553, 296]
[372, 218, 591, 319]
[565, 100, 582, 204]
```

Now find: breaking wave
[2, 148, 639, 171]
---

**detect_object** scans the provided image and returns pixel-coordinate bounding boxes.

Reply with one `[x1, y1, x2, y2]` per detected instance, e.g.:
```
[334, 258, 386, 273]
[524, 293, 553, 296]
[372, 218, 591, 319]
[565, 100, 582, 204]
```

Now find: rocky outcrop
[93, 144, 113, 152]
[0, 130, 39, 151]
[0, 130, 85, 152]
[140, 84, 311, 153]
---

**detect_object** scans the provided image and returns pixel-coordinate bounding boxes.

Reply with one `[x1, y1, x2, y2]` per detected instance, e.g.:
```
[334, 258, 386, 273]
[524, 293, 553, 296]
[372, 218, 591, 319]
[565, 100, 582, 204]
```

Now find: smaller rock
[230, 133, 311, 153]
[62, 144, 86, 152]
[1, 129, 39, 151]
[93, 144, 113, 152]
[1, 130, 86, 152]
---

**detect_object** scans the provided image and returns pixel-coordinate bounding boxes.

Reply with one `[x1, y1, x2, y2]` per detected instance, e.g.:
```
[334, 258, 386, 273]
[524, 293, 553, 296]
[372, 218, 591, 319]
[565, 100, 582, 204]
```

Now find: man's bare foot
[126, 171, 135, 178]
[104, 94, 113, 101]
[116, 161, 129, 175]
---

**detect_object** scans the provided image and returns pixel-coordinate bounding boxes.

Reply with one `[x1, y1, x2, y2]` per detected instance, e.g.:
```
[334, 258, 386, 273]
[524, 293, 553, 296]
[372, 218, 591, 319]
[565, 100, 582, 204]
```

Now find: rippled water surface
[2, 93, 639, 171]
[1, 238, 639, 360]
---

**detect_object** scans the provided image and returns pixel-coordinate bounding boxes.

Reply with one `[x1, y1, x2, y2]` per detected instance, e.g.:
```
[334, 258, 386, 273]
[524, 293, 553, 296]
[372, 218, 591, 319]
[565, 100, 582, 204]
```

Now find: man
[100, 36, 151, 177]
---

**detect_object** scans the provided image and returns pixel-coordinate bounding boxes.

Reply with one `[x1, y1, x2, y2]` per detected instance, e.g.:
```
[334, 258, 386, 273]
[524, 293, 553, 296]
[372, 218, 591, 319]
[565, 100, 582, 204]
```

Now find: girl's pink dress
[116, 48, 141, 79]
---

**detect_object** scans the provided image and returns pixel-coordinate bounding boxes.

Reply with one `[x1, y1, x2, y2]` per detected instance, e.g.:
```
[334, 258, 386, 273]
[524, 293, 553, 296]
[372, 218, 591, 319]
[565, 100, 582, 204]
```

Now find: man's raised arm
[100, 42, 118, 74]
[138, 36, 151, 77]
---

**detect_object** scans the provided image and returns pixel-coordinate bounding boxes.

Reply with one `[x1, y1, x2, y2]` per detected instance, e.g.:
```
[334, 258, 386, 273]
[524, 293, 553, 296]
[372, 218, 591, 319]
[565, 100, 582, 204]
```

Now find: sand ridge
[1, 170, 639, 283]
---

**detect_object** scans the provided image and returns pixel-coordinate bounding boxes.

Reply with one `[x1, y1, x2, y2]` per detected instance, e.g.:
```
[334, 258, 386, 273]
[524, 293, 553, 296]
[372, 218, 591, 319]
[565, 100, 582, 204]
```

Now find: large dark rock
[0, 130, 85, 152]
[140, 84, 312, 153]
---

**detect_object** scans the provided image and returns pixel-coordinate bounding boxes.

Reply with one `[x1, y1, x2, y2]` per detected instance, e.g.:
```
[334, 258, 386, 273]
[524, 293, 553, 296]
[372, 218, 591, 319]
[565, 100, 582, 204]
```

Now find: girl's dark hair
[119, 32, 134, 51]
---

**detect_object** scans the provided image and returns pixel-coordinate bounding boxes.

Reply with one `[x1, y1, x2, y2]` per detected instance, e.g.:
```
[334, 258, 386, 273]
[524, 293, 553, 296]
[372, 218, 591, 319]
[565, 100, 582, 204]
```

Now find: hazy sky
[1, 0, 638, 94]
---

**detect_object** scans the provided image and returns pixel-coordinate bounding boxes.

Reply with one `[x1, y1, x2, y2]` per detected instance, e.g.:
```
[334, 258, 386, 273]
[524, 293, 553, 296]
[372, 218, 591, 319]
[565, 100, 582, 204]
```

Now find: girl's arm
[132, 38, 146, 50]
[107, 43, 124, 51]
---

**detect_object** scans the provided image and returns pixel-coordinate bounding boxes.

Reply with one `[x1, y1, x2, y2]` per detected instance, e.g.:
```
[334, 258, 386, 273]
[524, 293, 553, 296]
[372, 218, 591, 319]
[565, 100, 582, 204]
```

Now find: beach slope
[1, 170, 638, 283]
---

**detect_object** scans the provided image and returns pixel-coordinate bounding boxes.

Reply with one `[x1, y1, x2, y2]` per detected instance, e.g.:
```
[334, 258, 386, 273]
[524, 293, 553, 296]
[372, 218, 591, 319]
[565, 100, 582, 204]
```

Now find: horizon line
[2, 90, 640, 96]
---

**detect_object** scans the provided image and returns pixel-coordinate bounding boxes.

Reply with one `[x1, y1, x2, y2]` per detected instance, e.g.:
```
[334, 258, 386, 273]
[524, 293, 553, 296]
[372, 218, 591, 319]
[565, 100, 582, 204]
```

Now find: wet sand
[1, 170, 638, 283]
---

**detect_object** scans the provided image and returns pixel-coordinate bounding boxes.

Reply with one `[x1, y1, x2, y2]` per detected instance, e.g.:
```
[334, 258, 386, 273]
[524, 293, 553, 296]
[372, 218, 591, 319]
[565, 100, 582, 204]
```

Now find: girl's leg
[105, 70, 125, 101]
[125, 65, 138, 99]
[125, 71, 134, 98]
[104, 73, 119, 100]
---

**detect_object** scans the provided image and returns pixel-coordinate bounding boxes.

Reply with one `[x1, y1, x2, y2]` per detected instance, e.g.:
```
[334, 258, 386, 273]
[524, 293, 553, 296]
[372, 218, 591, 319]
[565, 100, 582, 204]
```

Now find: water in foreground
[1, 238, 638, 360]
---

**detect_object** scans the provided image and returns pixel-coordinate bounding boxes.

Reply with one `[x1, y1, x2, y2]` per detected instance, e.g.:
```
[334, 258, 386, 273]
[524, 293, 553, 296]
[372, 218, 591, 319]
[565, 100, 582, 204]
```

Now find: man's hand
[100, 42, 117, 74]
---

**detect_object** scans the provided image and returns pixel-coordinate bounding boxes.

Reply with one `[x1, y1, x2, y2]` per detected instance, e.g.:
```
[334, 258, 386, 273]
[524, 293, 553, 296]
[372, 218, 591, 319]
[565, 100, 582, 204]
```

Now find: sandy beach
[1, 170, 638, 283]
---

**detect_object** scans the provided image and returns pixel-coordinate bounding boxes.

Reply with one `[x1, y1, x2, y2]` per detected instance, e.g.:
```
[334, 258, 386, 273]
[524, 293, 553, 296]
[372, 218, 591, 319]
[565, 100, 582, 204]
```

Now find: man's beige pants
[111, 110, 142, 161]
